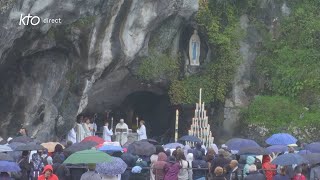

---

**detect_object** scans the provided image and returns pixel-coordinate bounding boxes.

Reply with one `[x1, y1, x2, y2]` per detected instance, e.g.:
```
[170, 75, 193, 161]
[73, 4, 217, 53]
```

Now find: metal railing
[66, 165, 278, 180]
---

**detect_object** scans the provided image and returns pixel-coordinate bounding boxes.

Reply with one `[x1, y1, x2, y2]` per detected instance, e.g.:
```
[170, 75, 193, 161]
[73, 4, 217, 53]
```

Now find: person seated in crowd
[226, 160, 241, 180]
[211, 166, 226, 180]
[292, 166, 306, 180]
[273, 166, 290, 180]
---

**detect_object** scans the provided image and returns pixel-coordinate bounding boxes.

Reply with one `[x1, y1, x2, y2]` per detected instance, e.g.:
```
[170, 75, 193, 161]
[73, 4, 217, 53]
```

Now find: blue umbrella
[298, 150, 312, 155]
[164, 143, 184, 149]
[305, 142, 320, 153]
[266, 145, 288, 153]
[96, 157, 127, 176]
[271, 153, 308, 165]
[266, 133, 297, 145]
[0, 161, 21, 172]
[98, 145, 123, 153]
[179, 135, 201, 142]
[225, 138, 260, 151]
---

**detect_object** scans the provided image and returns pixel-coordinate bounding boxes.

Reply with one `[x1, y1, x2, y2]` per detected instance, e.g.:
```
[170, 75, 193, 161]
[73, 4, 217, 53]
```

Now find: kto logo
[19, 14, 40, 26]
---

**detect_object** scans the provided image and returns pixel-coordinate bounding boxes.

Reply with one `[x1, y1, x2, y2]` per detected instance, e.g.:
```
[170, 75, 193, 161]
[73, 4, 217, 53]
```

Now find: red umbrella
[81, 136, 104, 144]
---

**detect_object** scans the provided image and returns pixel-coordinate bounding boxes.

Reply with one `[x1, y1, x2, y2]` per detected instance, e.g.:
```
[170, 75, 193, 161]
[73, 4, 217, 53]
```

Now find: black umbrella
[10, 136, 33, 143]
[64, 141, 98, 156]
[301, 153, 320, 164]
[127, 141, 156, 156]
[238, 146, 271, 155]
[140, 139, 159, 145]
[0, 153, 14, 162]
[15, 143, 45, 151]
[178, 135, 201, 143]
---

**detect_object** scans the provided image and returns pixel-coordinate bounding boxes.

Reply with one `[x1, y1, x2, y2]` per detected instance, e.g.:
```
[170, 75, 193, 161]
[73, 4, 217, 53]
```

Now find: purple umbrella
[98, 145, 123, 152]
[301, 153, 320, 164]
[266, 133, 297, 145]
[305, 142, 320, 153]
[0, 161, 21, 172]
[225, 138, 260, 151]
[96, 157, 127, 176]
[164, 143, 184, 149]
[266, 145, 288, 153]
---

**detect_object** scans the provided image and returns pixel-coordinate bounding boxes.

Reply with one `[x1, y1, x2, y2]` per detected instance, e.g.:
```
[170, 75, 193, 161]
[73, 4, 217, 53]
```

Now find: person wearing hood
[153, 152, 168, 180]
[310, 163, 320, 180]
[243, 156, 255, 178]
[211, 149, 231, 174]
[164, 156, 181, 180]
[192, 150, 208, 180]
[37, 165, 59, 180]
[244, 164, 265, 180]
[262, 155, 276, 180]
[186, 153, 193, 180]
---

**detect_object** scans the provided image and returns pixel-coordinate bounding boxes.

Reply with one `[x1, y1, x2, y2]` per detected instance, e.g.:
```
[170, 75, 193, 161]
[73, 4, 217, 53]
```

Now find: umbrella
[96, 157, 127, 176]
[271, 153, 308, 165]
[140, 139, 159, 145]
[98, 145, 123, 153]
[178, 135, 201, 143]
[81, 136, 105, 144]
[64, 141, 98, 155]
[266, 133, 297, 145]
[15, 143, 45, 151]
[266, 145, 288, 153]
[41, 142, 65, 152]
[305, 142, 320, 153]
[298, 150, 312, 155]
[238, 146, 270, 155]
[225, 138, 260, 151]
[0, 153, 14, 162]
[0, 161, 21, 172]
[164, 143, 184, 149]
[127, 141, 156, 156]
[122, 140, 134, 148]
[121, 153, 138, 167]
[10, 136, 33, 143]
[63, 149, 112, 164]
[8, 142, 26, 150]
[301, 153, 320, 164]
[0, 145, 13, 152]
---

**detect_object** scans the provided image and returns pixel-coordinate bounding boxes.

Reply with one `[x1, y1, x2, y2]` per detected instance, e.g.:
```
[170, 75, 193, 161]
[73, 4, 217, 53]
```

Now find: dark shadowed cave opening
[88, 91, 176, 142]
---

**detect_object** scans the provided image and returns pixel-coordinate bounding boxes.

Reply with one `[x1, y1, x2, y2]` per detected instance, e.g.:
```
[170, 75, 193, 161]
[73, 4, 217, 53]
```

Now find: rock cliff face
[0, 0, 198, 141]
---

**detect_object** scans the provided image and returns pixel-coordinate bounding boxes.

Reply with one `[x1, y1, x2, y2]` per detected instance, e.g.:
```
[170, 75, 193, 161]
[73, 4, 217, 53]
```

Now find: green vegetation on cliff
[242, 0, 320, 135]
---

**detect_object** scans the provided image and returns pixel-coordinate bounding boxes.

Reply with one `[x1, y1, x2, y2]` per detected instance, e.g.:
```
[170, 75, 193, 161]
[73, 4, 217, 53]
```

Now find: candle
[199, 88, 202, 105]
[175, 109, 179, 142]
[136, 117, 139, 128]
[111, 117, 114, 130]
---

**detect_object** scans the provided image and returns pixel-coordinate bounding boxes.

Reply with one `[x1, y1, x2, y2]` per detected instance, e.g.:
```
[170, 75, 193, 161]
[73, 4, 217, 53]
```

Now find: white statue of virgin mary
[189, 30, 201, 66]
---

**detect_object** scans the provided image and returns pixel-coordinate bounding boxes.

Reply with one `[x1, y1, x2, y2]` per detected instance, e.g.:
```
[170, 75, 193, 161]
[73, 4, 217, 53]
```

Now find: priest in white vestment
[137, 120, 147, 140]
[103, 122, 113, 141]
[76, 122, 85, 142]
[115, 119, 128, 146]
[67, 125, 77, 144]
